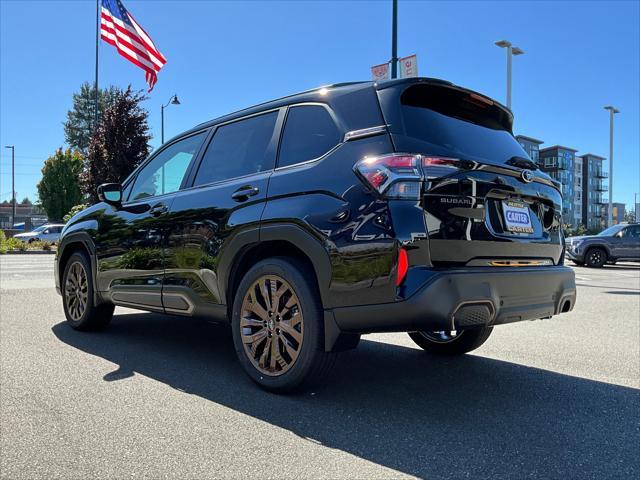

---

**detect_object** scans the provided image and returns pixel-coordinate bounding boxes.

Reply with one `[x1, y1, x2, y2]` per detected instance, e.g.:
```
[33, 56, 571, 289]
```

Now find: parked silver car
[13, 224, 65, 243]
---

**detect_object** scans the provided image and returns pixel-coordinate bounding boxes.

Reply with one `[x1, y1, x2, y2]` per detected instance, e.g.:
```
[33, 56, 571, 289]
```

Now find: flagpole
[94, 0, 100, 129]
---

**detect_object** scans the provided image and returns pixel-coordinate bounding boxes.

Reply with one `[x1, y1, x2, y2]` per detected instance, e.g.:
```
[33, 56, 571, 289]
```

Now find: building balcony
[594, 184, 608, 192]
[594, 170, 608, 178]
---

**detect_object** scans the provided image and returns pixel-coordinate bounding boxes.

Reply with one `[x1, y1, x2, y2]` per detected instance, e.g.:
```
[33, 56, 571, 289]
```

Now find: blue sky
[1, 0, 639, 208]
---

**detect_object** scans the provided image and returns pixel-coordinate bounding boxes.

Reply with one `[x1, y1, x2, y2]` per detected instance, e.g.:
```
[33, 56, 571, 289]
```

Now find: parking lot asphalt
[1, 254, 639, 479]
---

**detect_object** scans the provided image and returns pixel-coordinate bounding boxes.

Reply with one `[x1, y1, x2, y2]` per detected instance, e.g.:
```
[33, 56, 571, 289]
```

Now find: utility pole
[391, 0, 398, 79]
[604, 106, 619, 227]
[4, 145, 15, 227]
[495, 40, 524, 110]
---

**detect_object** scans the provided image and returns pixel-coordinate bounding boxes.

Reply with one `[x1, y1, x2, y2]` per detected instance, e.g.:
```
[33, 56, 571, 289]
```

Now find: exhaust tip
[561, 300, 572, 313]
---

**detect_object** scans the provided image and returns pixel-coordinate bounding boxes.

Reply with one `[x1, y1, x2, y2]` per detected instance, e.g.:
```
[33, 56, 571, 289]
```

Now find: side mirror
[97, 183, 123, 205]
[615, 231, 624, 238]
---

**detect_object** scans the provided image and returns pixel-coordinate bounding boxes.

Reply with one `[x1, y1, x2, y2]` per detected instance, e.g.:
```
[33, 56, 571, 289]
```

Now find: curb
[1, 250, 56, 255]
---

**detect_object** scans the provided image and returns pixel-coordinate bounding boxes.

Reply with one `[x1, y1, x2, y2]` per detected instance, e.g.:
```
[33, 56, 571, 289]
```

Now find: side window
[194, 111, 278, 186]
[129, 132, 206, 201]
[278, 105, 340, 168]
[624, 226, 640, 238]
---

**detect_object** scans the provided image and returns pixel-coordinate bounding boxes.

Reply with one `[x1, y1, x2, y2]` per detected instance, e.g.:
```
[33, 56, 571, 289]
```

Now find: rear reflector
[396, 248, 409, 286]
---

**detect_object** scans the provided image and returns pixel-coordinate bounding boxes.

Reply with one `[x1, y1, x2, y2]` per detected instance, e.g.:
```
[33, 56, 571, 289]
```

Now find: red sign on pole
[371, 63, 390, 82]
[400, 54, 418, 78]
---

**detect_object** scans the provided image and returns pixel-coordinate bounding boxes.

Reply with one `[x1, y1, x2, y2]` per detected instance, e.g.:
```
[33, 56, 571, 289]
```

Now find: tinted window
[129, 132, 206, 201]
[399, 84, 527, 164]
[194, 111, 278, 186]
[623, 225, 640, 238]
[278, 105, 340, 168]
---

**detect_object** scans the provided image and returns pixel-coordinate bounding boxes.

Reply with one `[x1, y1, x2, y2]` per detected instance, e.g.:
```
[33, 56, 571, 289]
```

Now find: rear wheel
[585, 247, 607, 268]
[408, 327, 493, 355]
[62, 252, 114, 330]
[231, 257, 336, 393]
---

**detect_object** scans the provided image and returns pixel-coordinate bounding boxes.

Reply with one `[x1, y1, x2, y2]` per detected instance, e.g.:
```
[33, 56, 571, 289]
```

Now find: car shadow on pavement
[52, 313, 639, 479]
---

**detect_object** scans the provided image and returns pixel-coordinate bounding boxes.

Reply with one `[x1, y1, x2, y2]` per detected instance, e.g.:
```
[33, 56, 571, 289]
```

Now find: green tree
[64, 82, 118, 155]
[82, 86, 151, 203]
[37, 149, 84, 221]
[20, 196, 32, 205]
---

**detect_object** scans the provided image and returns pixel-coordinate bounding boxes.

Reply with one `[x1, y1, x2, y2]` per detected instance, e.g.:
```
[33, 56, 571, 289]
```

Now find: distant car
[13, 224, 65, 244]
[566, 223, 640, 267]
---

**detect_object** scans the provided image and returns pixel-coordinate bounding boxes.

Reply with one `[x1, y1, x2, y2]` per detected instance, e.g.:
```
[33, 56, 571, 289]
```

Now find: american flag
[100, 0, 167, 91]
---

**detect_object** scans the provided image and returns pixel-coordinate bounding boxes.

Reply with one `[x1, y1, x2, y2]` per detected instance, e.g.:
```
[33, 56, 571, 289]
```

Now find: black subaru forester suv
[56, 78, 576, 392]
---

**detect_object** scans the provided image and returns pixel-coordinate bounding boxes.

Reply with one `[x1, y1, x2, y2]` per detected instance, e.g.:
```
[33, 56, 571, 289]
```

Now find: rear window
[194, 111, 278, 186]
[399, 84, 527, 163]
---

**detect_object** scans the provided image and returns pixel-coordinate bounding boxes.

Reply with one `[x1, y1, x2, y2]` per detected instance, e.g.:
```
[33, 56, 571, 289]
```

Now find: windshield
[399, 84, 527, 164]
[597, 225, 625, 236]
[31, 225, 47, 233]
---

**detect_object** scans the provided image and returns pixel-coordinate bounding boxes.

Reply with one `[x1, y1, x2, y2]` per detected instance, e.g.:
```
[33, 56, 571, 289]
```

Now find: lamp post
[391, 0, 398, 79]
[4, 145, 15, 227]
[161, 94, 180, 144]
[604, 105, 619, 227]
[495, 40, 524, 110]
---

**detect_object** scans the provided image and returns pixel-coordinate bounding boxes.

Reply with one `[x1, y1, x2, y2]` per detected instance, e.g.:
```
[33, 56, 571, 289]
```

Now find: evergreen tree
[64, 82, 118, 154]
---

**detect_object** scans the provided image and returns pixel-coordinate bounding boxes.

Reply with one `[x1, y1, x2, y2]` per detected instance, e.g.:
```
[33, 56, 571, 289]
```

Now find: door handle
[149, 203, 168, 216]
[231, 186, 259, 202]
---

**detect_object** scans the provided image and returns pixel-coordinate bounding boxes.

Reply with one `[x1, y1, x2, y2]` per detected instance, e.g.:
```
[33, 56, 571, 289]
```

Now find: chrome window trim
[343, 125, 388, 142]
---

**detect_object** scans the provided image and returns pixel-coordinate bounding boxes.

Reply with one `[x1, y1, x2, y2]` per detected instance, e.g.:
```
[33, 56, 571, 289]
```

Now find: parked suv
[566, 223, 640, 267]
[56, 78, 576, 392]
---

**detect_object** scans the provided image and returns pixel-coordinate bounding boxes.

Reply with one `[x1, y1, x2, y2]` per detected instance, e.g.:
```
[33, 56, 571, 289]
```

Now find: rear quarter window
[277, 105, 340, 168]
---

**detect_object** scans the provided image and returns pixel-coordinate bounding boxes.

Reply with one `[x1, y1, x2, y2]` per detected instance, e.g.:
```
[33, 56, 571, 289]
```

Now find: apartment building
[538, 145, 578, 225]
[580, 153, 608, 230]
[516, 135, 609, 230]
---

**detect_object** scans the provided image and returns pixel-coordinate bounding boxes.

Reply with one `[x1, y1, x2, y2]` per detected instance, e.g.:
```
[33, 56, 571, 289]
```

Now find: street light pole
[604, 105, 620, 227]
[495, 40, 524, 110]
[4, 145, 15, 227]
[391, 0, 398, 79]
[161, 94, 181, 144]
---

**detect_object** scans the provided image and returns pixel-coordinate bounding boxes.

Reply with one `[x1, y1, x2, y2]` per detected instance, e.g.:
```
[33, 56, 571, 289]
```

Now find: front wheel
[408, 327, 493, 355]
[62, 252, 114, 330]
[231, 257, 336, 393]
[585, 247, 607, 268]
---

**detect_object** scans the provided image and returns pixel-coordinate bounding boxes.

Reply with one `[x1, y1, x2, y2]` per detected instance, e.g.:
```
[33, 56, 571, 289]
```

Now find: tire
[231, 257, 336, 393]
[585, 247, 607, 268]
[62, 252, 114, 330]
[408, 327, 493, 355]
[28, 238, 36, 244]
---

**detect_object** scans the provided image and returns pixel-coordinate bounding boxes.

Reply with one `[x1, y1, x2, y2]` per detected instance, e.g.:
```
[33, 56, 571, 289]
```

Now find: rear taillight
[354, 154, 466, 198]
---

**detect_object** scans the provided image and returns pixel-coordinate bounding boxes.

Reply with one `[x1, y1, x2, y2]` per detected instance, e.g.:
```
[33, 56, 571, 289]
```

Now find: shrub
[28, 240, 54, 251]
[6, 238, 27, 251]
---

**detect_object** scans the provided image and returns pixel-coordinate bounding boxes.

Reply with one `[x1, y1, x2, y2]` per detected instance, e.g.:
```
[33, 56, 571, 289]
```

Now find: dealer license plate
[502, 200, 534, 234]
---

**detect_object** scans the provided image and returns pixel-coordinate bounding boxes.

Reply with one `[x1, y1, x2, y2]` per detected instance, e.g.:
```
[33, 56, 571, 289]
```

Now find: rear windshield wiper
[506, 156, 538, 170]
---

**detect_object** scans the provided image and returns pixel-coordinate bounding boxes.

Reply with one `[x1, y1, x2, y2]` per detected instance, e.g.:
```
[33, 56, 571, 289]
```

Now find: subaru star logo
[521, 169, 534, 183]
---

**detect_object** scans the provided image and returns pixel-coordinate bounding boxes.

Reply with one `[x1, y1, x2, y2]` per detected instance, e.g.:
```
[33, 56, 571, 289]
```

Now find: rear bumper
[331, 266, 576, 334]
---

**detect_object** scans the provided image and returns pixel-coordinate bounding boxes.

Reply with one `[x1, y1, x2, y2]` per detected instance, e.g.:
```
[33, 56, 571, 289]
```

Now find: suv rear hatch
[376, 79, 564, 266]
